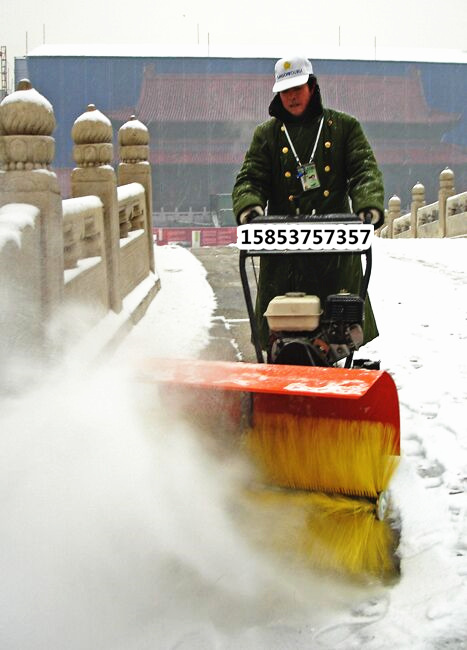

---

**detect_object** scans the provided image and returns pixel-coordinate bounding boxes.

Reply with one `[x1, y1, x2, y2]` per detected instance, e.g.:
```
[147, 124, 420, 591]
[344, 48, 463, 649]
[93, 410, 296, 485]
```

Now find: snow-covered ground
[0, 238, 466, 649]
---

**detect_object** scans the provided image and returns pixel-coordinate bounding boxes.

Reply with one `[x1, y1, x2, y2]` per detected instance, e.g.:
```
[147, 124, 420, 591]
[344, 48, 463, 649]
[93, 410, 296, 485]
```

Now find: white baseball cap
[273, 56, 314, 93]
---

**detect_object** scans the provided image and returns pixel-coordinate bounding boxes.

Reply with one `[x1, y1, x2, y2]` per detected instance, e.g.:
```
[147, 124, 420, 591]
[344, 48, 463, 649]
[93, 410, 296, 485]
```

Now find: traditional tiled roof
[108, 67, 466, 167]
[146, 139, 467, 166]
[320, 73, 460, 124]
[111, 67, 460, 126]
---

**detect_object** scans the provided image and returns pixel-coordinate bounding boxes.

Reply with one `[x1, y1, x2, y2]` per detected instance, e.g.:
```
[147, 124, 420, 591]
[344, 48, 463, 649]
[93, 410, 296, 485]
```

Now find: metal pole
[239, 250, 264, 363]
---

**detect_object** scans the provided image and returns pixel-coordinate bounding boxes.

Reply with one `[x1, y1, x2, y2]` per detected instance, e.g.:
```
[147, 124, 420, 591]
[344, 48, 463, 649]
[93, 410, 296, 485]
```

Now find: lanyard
[282, 116, 324, 166]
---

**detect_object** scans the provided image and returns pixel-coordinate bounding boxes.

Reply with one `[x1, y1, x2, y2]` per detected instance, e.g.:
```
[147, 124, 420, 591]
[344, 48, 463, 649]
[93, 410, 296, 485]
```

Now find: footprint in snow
[417, 458, 445, 479]
[351, 595, 390, 620]
[312, 596, 389, 647]
[404, 438, 425, 457]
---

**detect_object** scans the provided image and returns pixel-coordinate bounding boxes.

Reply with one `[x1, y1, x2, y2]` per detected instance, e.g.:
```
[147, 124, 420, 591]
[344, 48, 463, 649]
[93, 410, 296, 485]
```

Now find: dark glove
[239, 205, 264, 224]
[358, 208, 384, 229]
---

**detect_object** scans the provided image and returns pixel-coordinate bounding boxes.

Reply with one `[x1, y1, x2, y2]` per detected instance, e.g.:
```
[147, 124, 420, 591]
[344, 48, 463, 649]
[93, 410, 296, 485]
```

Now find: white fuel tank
[264, 292, 322, 332]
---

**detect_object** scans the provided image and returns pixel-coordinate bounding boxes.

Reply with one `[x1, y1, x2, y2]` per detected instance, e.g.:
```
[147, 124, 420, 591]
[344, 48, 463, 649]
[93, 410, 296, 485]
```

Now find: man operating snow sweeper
[141, 57, 401, 580]
[232, 55, 385, 352]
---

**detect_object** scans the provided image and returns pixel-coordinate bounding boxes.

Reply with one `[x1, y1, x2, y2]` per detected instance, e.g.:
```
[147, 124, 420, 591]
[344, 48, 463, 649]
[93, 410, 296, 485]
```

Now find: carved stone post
[0, 204, 44, 368]
[0, 79, 64, 318]
[71, 104, 122, 313]
[438, 168, 455, 238]
[410, 181, 425, 238]
[387, 195, 401, 239]
[117, 116, 155, 272]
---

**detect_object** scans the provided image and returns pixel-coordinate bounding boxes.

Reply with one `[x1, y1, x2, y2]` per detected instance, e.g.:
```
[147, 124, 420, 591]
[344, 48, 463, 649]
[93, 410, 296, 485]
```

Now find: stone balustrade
[63, 196, 104, 269]
[116, 182, 152, 301]
[61, 195, 109, 321]
[0, 80, 160, 365]
[381, 168, 467, 239]
[444, 192, 467, 238]
[117, 183, 145, 237]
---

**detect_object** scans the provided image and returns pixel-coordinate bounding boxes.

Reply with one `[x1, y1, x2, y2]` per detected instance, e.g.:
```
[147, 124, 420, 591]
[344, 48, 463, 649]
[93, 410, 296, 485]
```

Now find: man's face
[279, 83, 312, 117]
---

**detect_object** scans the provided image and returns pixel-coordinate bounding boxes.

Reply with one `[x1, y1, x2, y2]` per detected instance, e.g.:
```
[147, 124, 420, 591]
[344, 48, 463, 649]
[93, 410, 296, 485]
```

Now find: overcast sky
[1, 0, 466, 89]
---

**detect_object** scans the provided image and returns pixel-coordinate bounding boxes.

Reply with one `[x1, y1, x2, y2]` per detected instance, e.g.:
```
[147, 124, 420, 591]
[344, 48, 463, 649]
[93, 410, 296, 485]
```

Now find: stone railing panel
[119, 230, 150, 300]
[417, 202, 439, 225]
[117, 182, 149, 299]
[129, 201, 145, 231]
[62, 196, 109, 311]
[446, 192, 467, 238]
[117, 182, 146, 234]
[447, 191, 467, 217]
[83, 213, 103, 258]
[118, 206, 131, 238]
[392, 213, 411, 237]
[62, 196, 104, 264]
[0, 203, 44, 358]
[63, 211, 84, 269]
[417, 201, 440, 238]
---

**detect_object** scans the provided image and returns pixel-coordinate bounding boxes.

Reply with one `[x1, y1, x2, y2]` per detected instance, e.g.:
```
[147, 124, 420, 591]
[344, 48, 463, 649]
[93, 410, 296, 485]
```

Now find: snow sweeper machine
[141, 214, 401, 580]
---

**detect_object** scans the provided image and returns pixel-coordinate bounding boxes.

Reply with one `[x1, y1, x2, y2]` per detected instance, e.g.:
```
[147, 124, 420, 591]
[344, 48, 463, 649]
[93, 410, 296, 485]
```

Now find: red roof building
[110, 66, 467, 212]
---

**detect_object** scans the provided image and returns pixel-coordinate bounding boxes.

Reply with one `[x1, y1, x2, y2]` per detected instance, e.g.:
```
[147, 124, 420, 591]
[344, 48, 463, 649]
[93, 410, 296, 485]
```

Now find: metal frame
[238, 214, 373, 365]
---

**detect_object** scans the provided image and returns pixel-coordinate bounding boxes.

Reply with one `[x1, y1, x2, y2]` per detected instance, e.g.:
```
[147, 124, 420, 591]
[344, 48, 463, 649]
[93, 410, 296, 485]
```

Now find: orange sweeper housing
[140, 215, 401, 579]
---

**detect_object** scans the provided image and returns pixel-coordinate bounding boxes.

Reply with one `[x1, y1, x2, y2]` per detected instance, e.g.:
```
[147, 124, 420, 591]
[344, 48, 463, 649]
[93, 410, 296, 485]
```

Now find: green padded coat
[232, 83, 384, 350]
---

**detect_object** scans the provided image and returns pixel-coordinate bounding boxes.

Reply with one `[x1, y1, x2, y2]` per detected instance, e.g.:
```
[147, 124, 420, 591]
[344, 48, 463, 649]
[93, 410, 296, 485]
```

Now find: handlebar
[248, 213, 368, 225]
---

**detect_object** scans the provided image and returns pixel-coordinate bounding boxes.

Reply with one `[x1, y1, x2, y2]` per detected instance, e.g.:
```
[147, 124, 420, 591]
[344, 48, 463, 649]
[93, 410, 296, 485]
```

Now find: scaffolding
[1, 46, 7, 98]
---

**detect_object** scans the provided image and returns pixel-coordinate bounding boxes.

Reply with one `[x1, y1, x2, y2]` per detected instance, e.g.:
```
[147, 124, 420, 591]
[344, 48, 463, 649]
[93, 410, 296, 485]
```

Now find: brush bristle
[244, 488, 399, 579]
[244, 414, 399, 497]
[302, 492, 399, 577]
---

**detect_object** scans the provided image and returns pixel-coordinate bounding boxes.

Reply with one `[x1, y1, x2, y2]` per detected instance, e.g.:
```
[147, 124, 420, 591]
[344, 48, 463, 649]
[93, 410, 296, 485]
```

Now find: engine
[265, 290, 365, 366]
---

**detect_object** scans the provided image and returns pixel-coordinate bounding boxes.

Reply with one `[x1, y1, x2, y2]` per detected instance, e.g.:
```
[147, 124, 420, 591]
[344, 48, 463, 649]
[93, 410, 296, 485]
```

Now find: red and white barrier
[153, 227, 237, 247]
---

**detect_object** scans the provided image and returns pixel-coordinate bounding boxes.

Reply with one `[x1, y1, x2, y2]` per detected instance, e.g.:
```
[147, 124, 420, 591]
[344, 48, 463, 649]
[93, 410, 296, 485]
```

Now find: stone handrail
[417, 201, 440, 238]
[116, 182, 152, 300]
[391, 212, 411, 238]
[0, 82, 160, 365]
[446, 191, 467, 237]
[62, 195, 104, 269]
[381, 168, 467, 239]
[117, 182, 146, 238]
[447, 191, 467, 216]
[418, 202, 439, 224]
[61, 195, 110, 320]
[0, 203, 44, 364]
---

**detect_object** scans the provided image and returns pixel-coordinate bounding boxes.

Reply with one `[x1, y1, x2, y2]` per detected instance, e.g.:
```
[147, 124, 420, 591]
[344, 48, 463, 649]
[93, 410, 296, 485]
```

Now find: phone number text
[236, 224, 373, 251]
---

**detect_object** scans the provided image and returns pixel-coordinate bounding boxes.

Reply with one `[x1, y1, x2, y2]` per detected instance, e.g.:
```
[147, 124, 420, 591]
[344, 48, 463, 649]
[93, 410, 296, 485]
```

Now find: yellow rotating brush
[245, 414, 399, 496]
[243, 411, 400, 579]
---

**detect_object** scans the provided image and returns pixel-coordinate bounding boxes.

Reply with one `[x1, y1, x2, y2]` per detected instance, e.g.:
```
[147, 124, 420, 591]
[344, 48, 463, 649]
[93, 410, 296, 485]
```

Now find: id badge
[297, 162, 320, 191]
